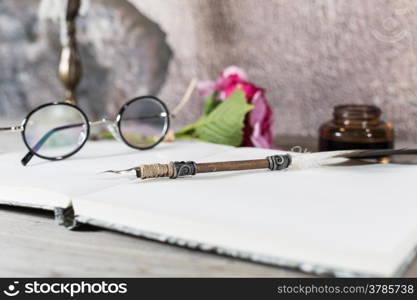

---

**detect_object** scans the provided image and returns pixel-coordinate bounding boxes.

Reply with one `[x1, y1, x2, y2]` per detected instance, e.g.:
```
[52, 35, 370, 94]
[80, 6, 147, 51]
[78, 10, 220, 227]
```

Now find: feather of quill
[334, 148, 417, 159]
[290, 148, 417, 169]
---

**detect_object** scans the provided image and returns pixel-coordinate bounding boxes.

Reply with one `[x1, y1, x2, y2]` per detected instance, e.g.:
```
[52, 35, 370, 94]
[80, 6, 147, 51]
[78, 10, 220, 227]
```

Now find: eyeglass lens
[23, 104, 89, 159]
[118, 97, 169, 149]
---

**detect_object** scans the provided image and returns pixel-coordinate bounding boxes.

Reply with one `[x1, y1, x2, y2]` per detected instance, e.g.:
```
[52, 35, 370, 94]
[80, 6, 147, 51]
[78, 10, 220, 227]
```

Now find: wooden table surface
[1, 133, 416, 277]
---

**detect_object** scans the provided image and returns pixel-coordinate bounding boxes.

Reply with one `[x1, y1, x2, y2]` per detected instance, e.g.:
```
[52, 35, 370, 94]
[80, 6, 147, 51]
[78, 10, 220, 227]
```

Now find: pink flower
[198, 66, 275, 148]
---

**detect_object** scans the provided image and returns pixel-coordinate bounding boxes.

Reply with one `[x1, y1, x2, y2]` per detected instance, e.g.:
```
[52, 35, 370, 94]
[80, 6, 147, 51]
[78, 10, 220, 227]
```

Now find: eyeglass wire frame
[1, 96, 170, 166]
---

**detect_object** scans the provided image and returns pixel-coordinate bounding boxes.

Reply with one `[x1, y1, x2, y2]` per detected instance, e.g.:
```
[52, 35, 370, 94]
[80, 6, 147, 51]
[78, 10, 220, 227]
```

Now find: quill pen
[104, 149, 417, 180]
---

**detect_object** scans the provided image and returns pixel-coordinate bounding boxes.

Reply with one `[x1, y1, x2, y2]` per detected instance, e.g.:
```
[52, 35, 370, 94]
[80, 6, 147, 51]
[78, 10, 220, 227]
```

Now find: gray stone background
[1, 0, 417, 142]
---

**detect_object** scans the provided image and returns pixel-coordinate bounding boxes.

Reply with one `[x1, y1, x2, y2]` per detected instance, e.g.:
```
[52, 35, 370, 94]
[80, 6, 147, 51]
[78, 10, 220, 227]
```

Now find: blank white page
[73, 147, 417, 277]
[0, 140, 232, 210]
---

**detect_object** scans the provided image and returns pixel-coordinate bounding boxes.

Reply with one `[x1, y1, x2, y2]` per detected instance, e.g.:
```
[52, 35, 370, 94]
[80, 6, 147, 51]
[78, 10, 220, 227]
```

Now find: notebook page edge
[72, 196, 406, 277]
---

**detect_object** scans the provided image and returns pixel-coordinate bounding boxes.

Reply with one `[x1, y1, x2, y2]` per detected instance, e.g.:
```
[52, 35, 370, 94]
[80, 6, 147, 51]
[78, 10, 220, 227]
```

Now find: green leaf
[175, 89, 253, 146]
[174, 118, 204, 138]
[194, 89, 252, 146]
[175, 96, 221, 138]
[203, 95, 221, 116]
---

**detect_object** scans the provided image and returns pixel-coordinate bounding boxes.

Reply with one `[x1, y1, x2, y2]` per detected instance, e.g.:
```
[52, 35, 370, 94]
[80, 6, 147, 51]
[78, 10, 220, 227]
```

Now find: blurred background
[1, 0, 417, 144]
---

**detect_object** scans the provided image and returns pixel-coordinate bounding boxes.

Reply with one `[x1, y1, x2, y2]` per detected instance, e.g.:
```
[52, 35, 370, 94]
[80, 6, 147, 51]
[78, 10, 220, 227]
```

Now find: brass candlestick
[58, 0, 82, 105]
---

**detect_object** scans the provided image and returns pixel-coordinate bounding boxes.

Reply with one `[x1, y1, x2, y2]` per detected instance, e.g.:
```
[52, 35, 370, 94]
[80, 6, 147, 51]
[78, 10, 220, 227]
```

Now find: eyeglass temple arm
[91, 114, 167, 127]
[0, 126, 23, 132]
[21, 123, 84, 166]
[171, 78, 197, 118]
[122, 114, 168, 121]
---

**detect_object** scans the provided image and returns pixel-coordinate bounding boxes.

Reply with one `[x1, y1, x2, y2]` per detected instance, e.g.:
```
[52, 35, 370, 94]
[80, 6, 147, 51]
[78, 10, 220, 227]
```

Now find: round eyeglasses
[1, 96, 170, 166]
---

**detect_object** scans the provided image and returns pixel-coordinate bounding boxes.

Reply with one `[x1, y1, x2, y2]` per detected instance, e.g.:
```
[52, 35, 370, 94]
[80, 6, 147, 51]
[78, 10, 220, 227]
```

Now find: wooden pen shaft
[135, 154, 292, 179]
[197, 159, 269, 173]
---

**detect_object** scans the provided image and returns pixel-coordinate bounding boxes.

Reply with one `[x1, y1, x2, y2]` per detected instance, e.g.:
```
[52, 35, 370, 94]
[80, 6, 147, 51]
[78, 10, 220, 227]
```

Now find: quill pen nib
[102, 167, 138, 175]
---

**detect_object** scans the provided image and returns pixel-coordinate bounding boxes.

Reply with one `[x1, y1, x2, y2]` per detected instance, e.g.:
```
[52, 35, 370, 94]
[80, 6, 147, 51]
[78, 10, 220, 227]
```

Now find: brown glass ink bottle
[319, 105, 394, 151]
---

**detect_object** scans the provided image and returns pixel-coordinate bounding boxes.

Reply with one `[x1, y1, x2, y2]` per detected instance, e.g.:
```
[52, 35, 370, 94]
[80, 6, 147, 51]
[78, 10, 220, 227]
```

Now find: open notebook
[1, 140, 417, 277]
